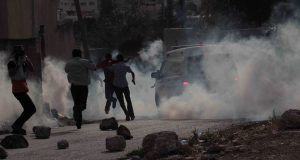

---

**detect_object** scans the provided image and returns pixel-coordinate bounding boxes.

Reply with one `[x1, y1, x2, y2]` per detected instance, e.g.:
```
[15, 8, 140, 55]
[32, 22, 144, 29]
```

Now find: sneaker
[112, 99, 117, 109]
[76, 123, 81, 129]
[105, 109, 109, 114]
[130, 116, 135, 121]
[12, 128, 26, 135]
[126, 116, 130, 121]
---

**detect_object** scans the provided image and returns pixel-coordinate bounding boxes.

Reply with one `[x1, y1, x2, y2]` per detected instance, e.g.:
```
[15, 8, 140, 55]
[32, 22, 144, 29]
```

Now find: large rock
[117, 125, 133, 140]
[0, 147, 7, 159]
[106, 135, 126, 152]
[1, 135, 28, 149]
[57, 139, 69, 149]
[142, 131, 180, 159]
[100, 117, 118, 131]
[33, 126, 51, 139]
[280, 109, 300, 129]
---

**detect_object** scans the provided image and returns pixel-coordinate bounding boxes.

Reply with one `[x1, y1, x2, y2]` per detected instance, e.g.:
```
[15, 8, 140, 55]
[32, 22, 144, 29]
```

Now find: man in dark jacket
[111, 54, 135, 121]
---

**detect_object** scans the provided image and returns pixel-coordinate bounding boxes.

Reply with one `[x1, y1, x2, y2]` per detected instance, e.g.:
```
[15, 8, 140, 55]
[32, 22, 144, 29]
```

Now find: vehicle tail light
[181, 81, 189, 86]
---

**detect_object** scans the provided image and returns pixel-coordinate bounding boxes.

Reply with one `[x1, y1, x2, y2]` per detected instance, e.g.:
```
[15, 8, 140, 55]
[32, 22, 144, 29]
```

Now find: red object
[181, 81, 189, 86]
[11, 80, 29, 93]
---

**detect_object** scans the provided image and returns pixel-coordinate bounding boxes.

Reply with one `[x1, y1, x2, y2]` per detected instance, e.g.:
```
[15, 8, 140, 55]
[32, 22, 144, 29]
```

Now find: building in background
[58, 0, 99, 21]
[0, 0, 75, 77]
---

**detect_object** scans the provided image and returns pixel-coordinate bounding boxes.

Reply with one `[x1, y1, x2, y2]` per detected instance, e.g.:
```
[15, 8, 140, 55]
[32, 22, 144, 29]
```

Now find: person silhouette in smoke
[65, 49, 96, 129]
[7, 45, 36, 135]
[97, 53, 117, 114]
[111, 54, 135, 121]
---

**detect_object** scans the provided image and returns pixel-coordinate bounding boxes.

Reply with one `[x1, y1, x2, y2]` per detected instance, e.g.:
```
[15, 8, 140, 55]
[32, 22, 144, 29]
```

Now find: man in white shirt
[65, 49, 96, 129]
[112, 54, 135, 121]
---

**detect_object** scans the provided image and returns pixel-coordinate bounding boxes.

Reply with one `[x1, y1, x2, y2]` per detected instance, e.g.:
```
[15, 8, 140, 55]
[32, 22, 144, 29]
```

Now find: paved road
[1, 119, 234, 160]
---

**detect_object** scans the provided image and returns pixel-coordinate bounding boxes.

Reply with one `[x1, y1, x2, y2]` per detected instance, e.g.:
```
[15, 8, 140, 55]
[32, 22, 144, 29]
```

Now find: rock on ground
[142, 131, 181, 159]
[280, 109, 300, 129]
[117, 125, 133, 140]
[100, 117, 118, 131]
[57, 139, 69, 149]
[33, 126, 51, 139]
[0, 147, 7, 159]
[1, 135, 28, 149]
[106, 135, 126, 152]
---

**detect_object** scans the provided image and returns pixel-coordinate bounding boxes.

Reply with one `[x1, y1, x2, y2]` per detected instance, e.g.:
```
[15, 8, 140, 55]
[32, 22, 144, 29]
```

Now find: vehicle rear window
[161, 59, 184, 76]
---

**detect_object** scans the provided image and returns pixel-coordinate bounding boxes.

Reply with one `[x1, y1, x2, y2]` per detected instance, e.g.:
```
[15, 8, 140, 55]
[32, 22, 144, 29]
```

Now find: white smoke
[40, 40, 164, 121]
[0, 52, 57, 130]
[158, 21, 300, 120]
[1, 8, 300, 128]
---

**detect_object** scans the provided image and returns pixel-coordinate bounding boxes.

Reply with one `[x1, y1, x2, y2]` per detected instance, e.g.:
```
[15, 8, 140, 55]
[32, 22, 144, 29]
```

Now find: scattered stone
[100, 117, 118, 131]
[1, 135, 29, 149]
[117, 125, 133, 140]
[106, 135, 126, 152]
[57, 139, 69, 149]
[0, 147, 7, 159]
[142, 131, 180, 159]
[280, 109, 300, 129]
[33, 126, 51, 139]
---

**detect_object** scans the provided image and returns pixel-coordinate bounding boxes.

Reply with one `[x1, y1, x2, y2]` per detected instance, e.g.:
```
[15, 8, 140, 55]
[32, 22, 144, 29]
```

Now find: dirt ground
[163, 120, 300, 160]
[0, 119, 234, 160]
[122, 120, 300, 160]
[218, 121, 300, 160]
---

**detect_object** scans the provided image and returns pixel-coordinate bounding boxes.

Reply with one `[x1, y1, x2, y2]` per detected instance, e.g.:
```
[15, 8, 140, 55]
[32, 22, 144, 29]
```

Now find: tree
[198, 0, 287, 30]
[85, 0, 157, 56]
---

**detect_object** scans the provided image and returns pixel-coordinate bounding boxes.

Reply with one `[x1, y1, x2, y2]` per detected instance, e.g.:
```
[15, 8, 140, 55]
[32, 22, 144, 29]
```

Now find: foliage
[83, 0, 162, 55]
[198, 0, 287, 30]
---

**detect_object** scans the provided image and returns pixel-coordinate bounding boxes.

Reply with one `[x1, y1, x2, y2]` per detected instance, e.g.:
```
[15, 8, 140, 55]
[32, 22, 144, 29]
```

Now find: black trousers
[114, 86, 134, 117]
[12, 92, 36, 129]
[104, 83, 117, 111]
[70, 84, 88, 126]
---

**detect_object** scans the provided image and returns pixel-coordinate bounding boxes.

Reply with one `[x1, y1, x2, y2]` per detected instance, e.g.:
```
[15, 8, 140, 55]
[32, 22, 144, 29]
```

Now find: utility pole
[74, 0, 90, 59]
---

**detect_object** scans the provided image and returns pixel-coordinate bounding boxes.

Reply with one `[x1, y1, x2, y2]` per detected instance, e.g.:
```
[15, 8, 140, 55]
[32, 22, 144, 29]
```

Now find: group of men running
[7, 46, 136, 134]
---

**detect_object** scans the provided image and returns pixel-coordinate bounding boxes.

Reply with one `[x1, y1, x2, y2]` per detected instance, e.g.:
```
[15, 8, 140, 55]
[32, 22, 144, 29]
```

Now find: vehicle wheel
[155, 93, 160, 107]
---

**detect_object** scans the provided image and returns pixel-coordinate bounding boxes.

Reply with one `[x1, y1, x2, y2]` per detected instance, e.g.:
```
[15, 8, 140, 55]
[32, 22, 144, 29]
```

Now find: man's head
[116, 54, 124, 62]
[72, 49, 82, 58]
[105, 53, 112, 60]
[13, 45, 25, 57]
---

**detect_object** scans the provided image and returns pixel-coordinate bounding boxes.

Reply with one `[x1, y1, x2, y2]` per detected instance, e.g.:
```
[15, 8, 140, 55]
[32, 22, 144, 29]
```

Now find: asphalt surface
[1, 119, 234, 160]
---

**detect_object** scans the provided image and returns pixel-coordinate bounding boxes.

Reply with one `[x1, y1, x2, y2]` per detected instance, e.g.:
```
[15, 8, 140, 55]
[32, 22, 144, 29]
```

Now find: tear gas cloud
[1, 7, 300, 127]
[0, 53, 57, 130]
[159, 21, 300, 120]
